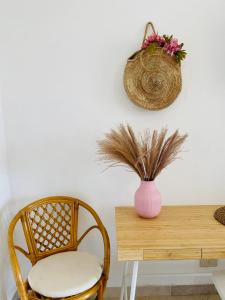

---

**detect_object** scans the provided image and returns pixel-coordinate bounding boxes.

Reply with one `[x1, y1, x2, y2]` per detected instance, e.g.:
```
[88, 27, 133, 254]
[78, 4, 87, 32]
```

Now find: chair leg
[96, 280, 105, 300]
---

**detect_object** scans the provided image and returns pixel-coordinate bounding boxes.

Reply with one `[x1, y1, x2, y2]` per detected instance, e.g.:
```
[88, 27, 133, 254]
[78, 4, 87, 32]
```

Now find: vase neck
[141, 180, 155, 185]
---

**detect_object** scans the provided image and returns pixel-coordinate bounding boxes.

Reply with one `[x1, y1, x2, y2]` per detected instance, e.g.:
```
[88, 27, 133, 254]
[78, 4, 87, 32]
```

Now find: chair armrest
[8, 222, 29, 300]
[98, 225, 110, 281]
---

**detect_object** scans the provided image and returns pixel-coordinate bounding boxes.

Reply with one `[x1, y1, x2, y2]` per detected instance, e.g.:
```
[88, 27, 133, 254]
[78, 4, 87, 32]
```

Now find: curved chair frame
[8, 196, 110, 300]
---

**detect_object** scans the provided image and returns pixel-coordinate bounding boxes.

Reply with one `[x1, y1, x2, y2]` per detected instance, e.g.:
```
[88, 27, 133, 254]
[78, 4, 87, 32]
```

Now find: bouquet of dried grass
[98, 124, 187, 181]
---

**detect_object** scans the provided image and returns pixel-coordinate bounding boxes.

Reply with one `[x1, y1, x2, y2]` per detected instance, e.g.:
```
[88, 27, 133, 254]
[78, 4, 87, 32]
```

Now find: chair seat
[213, 270, 225, 300]
[28, 251, 102, 298]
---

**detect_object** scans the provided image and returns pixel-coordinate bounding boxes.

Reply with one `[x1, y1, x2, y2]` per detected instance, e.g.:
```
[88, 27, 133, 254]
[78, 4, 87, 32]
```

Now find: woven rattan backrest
[21, 197, 78, 262]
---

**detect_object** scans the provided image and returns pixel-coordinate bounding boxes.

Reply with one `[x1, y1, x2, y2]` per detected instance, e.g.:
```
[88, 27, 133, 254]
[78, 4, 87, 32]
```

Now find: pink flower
[142, 33, 165, 49]
[164, 38, 181, 55]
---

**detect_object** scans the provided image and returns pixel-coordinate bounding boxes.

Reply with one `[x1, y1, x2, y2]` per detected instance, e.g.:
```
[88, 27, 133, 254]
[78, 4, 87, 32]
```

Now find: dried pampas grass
[98, 124, 187, 181]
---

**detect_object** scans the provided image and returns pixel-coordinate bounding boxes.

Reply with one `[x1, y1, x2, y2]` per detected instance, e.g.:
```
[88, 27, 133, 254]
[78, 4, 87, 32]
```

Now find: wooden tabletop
[115, 205, 225, 261]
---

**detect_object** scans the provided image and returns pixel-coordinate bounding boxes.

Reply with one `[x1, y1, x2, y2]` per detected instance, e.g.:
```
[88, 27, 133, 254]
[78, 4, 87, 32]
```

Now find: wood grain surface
[115, 205, 225, 261]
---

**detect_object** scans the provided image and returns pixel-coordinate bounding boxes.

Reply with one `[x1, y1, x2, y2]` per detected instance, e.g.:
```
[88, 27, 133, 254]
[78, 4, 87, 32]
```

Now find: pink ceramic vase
[134, 181, 161, 218]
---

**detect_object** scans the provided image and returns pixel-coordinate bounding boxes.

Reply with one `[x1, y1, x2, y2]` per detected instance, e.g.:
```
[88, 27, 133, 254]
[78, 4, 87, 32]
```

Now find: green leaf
[175, 50, 187, 62]
[163, 34, 172, 43]
[179, 43, 184, 49]
[147, 42, 157, 54]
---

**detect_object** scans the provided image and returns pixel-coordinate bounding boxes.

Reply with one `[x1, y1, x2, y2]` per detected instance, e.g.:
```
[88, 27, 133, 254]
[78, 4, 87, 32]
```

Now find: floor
[16, 294, 221, 300]
[108, 297, 221, 300]
[128, 297, 221, 300]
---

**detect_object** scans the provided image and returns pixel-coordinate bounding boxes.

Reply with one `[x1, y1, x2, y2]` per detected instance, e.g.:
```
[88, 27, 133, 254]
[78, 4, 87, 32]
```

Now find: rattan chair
[8, 196, 110, 300]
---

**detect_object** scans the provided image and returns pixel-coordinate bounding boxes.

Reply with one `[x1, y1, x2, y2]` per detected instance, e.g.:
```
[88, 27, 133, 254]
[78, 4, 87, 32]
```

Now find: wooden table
[115, 205, 225, 300]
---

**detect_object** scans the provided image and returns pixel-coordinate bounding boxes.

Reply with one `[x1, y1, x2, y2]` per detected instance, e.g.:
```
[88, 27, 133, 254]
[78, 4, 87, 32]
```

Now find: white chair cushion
[213, 270, 225, 300]
[28, 251, 102, 298]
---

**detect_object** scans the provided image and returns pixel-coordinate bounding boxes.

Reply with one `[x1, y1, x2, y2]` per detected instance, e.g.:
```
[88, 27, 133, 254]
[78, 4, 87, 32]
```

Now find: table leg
[120, 261, 128, 300]
[129, 261, 139, 300]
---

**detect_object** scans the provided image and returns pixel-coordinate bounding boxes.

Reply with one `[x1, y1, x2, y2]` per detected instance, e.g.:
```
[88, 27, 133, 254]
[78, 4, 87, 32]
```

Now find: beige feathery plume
[98, 124, 187, 181]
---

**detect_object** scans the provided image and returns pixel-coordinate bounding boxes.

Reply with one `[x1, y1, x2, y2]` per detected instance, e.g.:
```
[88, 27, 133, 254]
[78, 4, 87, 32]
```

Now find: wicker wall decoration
[124, 22, 182, 110]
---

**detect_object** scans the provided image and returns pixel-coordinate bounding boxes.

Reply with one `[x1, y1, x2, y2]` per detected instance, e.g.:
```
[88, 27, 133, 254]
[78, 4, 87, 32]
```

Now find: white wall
[1, 0, 225, 297]
[0, 93, 10, 210]
[0, 91, 13, 299]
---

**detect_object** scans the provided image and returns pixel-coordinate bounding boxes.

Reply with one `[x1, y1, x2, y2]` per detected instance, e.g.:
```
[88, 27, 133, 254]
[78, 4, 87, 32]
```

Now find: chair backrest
[22, 197, 78, 262]
[9, 196, 109, 264]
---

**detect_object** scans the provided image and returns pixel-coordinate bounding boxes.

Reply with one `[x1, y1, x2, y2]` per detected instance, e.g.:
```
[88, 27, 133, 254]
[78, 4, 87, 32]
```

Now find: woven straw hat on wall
[124, 22, 182, 110]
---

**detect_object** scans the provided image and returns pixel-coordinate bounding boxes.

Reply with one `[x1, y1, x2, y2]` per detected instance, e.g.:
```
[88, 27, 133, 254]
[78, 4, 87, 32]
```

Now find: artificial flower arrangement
[142, 32, 187, 63]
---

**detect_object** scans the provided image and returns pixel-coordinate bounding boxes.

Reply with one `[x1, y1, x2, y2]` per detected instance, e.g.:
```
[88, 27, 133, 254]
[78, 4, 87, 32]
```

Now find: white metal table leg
[129, 261, 139, 300]
[120, 261, 128, 300]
